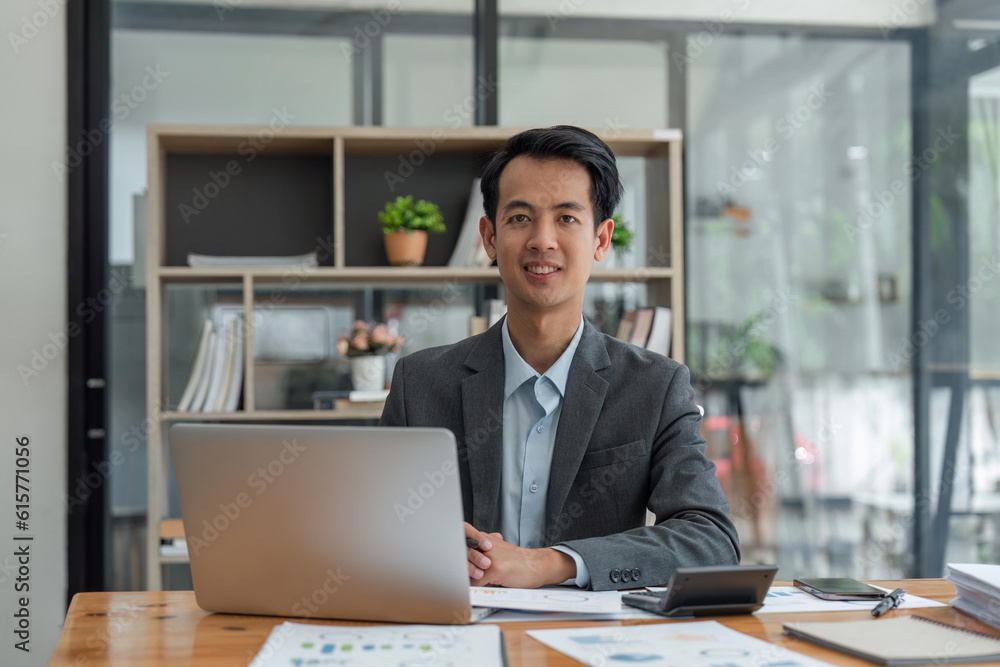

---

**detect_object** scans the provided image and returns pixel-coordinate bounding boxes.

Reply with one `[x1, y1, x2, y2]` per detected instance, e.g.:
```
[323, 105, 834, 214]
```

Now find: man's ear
[479, 216, 498, 261]
[594, 217, 614, 261]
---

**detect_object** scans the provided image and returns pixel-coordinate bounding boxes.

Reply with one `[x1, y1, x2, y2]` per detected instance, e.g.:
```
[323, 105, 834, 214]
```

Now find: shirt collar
[501, 316, 585, 401]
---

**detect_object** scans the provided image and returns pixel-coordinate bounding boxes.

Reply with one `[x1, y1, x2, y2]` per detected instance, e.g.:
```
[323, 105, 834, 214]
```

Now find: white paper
[760, 585, 945, 613]
[249, 621, 503, 667]
[529, 619, 836, 667]
[480, 605, 663, 623]
[952, 595, 1000, 631]
[469, 586, 623, 613]
[948, 562, 1000, 594]
[472, 589, 666, 622]
[641, 585, 945, 614]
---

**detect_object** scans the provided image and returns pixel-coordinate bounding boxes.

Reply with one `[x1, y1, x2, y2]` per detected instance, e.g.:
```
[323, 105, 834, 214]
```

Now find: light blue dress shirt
[500, 317, 591, 588]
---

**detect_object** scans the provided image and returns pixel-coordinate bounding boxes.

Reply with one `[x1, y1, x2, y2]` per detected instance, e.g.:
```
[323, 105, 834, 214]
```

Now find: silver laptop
[169, 423, 478, 624]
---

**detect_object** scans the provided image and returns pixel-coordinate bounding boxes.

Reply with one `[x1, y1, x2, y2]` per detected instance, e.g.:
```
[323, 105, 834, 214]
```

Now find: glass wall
[686, 35, 913, 576]
[935, 62, 1000, 566]
[383, 34, 474, 126]
[498, 37, 668, 128]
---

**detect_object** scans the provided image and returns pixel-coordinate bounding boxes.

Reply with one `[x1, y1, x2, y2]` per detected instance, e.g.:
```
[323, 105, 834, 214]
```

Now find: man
[380, 125, 739, 591]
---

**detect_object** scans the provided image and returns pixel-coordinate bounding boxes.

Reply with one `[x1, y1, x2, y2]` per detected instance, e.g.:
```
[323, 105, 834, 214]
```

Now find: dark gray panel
[165, 154, 334, 266]
[107, 265, 148, 515]
[344, 153, 487, 267]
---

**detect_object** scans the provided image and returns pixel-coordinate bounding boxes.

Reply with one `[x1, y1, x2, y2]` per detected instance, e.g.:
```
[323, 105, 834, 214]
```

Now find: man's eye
[560, 215, 577, 223]
[509, 214, 529, 223]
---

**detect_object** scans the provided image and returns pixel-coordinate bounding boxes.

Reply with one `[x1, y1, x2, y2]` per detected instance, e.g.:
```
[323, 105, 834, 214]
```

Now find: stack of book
[176, 313, 245, 413]
[311, 389, 389, 410]
[159, 519, 187, 558]
[946, 562, 1000, 630]
[187, 251, 319, 268]
[469, 299, 506, 336]
[615, 306, 672, 357]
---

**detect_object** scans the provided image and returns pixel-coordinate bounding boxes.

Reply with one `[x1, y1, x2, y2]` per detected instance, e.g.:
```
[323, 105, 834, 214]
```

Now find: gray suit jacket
[379, 317, 740, 590]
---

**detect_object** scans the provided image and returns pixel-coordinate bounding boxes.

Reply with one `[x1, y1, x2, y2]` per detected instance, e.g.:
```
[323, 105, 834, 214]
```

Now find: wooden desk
[49, 580, 1000, 666]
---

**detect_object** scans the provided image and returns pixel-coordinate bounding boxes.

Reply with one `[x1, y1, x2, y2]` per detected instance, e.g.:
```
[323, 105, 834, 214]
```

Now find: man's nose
[527, 219, 558, 251]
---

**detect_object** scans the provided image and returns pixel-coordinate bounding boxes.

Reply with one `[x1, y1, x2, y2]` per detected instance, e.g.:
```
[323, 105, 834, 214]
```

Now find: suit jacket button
[610, 569, 621, 583]
[622, 569, 632, 583]
[631, 568, 641, 581]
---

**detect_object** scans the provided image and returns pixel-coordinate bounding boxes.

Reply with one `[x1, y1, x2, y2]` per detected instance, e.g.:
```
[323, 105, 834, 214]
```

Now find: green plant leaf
[379, 195, 446, 234]
[611, 214, 634, 253]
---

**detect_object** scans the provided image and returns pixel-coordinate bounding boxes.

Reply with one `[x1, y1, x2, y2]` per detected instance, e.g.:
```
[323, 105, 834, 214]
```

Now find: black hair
[480, 125, 624, 229]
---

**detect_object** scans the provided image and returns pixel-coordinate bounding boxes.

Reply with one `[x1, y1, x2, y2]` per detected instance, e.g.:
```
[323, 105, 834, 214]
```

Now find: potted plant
[602, 213, 635, 269]
[337, 321, 404, 392]
[611, 213, 635, 255]
[378, 195, 446, 266]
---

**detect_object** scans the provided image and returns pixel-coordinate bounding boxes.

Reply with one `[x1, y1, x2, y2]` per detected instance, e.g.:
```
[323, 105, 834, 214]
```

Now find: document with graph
[249, 622, 504, 667]
[529, 620, 836, 667]
[469, 586, 623, 613]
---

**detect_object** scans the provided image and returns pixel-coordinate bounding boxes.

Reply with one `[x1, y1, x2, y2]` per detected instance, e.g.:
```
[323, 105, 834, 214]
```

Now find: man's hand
[464, 522, 500, 580]
[464, 522, 577, 589]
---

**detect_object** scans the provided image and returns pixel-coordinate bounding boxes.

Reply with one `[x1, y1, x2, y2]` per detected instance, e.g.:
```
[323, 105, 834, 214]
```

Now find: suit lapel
[546, 319, 610, 528]
[461, 322, 506, 533]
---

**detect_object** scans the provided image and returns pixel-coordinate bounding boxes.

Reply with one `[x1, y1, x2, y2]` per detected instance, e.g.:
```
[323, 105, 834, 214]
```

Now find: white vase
[351, 356, 386, 393]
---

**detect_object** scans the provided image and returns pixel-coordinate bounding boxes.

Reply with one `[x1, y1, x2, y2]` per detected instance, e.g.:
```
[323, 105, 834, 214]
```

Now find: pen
[871, 588, 905, 617]
[466, 538, 480, 549]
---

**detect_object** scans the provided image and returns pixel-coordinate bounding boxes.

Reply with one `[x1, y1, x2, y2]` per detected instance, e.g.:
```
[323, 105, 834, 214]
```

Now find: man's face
[479, 156, 613, 317]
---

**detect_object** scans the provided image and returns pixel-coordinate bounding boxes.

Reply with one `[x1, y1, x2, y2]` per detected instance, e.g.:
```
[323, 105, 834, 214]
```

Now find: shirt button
[536, 425, 544, 433]
[529, 483, 538, 493]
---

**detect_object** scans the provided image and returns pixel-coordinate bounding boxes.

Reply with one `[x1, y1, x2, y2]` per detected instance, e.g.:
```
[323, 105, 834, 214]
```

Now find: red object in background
[702, 413, 767, 497]
[703, 416, 729, 430]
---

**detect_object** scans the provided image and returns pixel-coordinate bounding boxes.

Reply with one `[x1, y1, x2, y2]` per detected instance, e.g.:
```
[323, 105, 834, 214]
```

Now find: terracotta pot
[383, 229, 428, 267]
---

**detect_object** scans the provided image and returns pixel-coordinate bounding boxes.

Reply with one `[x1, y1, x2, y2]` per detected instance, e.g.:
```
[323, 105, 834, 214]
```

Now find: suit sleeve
[555, 364, 740, 590]
[379, 355, 407, 427]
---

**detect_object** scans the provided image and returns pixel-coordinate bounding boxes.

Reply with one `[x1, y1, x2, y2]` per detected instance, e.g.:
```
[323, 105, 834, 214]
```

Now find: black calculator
[622, 565, 778, 617]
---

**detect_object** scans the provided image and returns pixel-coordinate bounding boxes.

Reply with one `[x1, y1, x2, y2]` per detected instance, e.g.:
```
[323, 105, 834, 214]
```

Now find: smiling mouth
[525, 266, 560, 274]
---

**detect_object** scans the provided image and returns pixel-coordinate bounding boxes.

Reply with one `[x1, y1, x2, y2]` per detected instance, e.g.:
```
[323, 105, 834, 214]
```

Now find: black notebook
[784, 615, 1000, 666]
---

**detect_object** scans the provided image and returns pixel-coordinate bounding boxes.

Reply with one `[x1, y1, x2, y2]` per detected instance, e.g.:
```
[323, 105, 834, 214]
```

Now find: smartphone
[793, 577, 886, 601]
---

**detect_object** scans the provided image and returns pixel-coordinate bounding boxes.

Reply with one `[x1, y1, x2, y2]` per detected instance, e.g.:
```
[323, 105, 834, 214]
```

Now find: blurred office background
[97, 0, 1000, 589]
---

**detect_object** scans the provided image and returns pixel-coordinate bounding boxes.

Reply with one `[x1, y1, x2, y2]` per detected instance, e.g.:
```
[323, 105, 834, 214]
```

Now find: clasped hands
[463, 521, 576, 589]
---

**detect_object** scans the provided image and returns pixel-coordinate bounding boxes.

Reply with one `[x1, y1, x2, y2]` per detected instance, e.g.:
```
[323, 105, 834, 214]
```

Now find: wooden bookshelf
[158, 407, 386, 421]
[145, 125, 685, 589]
[156, 266, 674, 284]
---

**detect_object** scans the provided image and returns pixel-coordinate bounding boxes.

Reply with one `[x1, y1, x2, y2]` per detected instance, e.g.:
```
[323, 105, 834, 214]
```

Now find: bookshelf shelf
[145, 124, 685, 590]
[159, 407, 385, 422]
[159, 554, 191, 566]
[156, 266, 674, 284]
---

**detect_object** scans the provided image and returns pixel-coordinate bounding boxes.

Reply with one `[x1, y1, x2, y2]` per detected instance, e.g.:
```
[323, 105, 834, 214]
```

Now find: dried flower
[338, 321, 404, 357]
